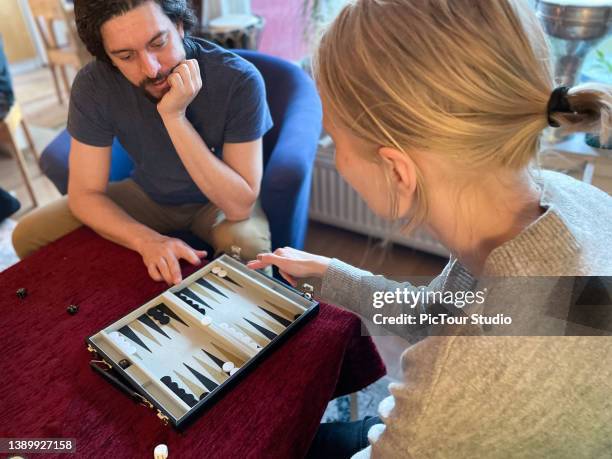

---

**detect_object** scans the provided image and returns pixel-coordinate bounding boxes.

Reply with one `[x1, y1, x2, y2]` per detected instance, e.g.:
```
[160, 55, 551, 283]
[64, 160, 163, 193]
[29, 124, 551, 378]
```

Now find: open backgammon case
[87, 254, 319, 430]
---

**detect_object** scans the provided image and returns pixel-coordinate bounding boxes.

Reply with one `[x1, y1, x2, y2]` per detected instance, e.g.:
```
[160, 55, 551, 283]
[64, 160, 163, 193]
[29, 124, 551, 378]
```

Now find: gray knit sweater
[316, 171, 612, 458]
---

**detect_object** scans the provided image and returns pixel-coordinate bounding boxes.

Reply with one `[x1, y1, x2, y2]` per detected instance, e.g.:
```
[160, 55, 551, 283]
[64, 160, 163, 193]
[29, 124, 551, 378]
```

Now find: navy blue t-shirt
[67, 38, 273, 205]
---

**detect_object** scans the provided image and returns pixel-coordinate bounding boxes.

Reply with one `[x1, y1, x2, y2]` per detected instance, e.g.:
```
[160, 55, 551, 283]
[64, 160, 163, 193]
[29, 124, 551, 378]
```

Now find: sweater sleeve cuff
[319, 258, 373, 308]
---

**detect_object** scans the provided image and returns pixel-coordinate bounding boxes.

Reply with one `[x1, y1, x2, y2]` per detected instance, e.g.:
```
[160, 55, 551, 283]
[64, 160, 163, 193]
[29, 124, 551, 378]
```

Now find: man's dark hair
[74, 0, 197, 65]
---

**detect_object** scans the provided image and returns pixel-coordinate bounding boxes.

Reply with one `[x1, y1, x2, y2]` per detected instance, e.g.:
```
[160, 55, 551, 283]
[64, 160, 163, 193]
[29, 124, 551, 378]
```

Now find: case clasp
[230, 245, 243, 262]
[156, 411, 170, 425]
[302, 283, 314, 300]
[91, 359, 112, 370]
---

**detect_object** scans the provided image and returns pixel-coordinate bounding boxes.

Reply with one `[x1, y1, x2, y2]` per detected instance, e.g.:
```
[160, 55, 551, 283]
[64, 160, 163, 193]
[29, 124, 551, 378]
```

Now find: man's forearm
[162, 115, 257, 220]
[68, 191, 160, 253]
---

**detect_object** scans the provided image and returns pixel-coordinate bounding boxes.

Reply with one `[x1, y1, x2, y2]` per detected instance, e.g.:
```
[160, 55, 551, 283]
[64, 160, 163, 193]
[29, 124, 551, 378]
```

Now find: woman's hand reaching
[247, 247, 331, 286]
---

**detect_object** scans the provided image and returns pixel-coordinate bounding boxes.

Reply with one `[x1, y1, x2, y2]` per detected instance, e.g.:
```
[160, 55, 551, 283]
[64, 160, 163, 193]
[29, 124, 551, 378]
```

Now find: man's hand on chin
[157, 59, 203, 121]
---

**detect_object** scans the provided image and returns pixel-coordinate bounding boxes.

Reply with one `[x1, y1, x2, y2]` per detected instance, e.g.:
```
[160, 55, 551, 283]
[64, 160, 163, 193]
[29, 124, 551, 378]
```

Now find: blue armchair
[40, 50, 322, 251]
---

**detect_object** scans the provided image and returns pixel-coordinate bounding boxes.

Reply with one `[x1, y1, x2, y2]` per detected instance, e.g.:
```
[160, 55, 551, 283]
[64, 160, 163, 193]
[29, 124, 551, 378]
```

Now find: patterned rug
[322, 376, 391, 422]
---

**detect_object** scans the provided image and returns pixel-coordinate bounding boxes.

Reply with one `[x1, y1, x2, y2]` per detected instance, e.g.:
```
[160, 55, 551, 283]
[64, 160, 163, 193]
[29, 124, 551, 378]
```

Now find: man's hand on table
[135, 234, 207, 285]
[157, 59, 202, 121]
[247, 247, 331, 286]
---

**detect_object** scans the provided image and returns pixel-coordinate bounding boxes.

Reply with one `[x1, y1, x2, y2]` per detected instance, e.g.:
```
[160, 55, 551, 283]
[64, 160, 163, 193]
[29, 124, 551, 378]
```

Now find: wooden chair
[0, 103, 40, 207]
[28, 0, 90, 105]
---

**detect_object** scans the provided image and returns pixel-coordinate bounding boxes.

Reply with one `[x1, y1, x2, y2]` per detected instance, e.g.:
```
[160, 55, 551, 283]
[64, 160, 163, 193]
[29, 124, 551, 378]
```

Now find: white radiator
[309, 139, 449, 257]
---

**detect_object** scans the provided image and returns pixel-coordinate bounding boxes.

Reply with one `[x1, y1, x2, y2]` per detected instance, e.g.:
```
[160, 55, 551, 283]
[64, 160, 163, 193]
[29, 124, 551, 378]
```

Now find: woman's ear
[377, 146, 417, 216]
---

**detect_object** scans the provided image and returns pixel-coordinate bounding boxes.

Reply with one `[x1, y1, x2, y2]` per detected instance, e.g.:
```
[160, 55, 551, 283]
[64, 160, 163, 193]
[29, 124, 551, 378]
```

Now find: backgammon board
[87, 254, 319, 430]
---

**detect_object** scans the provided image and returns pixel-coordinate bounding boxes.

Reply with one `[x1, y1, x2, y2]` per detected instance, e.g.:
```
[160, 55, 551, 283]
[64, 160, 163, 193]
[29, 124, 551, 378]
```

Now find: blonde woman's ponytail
[548, 83, 612, 144]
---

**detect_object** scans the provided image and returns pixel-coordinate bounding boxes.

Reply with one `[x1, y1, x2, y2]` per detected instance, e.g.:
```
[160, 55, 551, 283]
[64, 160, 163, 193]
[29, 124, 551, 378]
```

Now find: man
[13, 0, 273, 285]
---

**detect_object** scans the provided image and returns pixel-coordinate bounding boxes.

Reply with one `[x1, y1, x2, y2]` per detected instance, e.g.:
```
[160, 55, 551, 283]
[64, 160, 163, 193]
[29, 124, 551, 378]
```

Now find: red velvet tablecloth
[0, 228, 385, 459]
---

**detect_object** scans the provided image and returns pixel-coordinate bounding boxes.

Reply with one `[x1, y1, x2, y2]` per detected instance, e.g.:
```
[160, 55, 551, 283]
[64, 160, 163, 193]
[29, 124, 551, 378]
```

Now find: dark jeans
[306, 416, 382, 459]
[0, 188, 20, 222]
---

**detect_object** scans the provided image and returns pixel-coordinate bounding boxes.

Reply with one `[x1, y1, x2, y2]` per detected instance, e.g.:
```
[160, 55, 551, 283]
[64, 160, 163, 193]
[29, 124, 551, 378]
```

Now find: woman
[248, 0, 612, 457]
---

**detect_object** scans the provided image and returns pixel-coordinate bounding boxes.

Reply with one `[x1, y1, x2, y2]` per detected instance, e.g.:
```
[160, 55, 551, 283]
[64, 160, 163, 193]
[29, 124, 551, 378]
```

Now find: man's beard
[138, 62, 181, 103]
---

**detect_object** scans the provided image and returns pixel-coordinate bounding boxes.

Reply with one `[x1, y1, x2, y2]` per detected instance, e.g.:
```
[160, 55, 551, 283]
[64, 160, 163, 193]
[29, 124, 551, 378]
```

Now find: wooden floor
[305, 221, 446, 279]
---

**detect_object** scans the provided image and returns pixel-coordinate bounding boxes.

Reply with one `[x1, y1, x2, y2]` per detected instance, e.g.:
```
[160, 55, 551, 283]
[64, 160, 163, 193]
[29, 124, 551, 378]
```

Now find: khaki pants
[12, 179, 271, 262]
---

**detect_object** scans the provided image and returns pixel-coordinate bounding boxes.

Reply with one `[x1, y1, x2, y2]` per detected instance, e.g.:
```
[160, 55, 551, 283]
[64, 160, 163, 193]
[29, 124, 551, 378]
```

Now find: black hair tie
[547, 86, 572, 128]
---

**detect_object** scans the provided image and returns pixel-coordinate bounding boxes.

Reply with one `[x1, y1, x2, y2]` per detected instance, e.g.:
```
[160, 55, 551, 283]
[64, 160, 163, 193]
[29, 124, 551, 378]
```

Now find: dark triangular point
[258, 306, 292, 327]
[137, 313, 170, 339]
[177, 289, 212, 314]
[118, 325, 152, 353]
[202, 350, 225, 369]
[244, 318, 278, 341]
[184, 364, 219, 392]
[223, 276, 242, 288]
[157, 303, 188, 326]
[195, 278, 228, 299]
